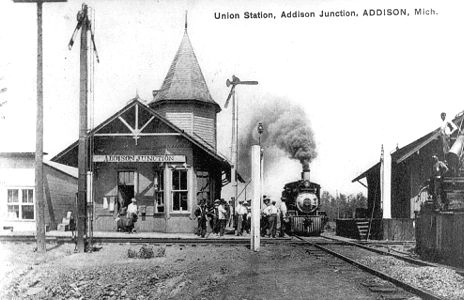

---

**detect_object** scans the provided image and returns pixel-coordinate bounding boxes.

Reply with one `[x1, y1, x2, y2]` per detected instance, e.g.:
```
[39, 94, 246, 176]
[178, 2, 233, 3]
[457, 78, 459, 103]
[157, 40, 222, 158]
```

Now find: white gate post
[251, 145, 261, 251]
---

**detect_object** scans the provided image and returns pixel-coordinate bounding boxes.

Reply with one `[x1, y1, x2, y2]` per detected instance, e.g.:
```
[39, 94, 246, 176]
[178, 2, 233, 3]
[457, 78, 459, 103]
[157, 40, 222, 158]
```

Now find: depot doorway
[118, 171, 135, 211]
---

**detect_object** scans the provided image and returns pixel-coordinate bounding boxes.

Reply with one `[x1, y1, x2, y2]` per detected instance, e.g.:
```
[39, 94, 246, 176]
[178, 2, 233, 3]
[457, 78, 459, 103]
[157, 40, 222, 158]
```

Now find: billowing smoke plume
[238, 98, 317, 179]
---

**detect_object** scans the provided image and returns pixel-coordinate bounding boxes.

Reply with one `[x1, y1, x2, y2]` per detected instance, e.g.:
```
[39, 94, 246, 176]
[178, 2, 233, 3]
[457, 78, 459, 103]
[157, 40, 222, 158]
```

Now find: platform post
[251, 145, 261, 251]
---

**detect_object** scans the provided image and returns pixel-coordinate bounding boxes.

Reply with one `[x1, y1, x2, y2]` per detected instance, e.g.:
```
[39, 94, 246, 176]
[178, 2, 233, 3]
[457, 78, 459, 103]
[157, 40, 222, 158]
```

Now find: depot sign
[92, 155, 186, 163]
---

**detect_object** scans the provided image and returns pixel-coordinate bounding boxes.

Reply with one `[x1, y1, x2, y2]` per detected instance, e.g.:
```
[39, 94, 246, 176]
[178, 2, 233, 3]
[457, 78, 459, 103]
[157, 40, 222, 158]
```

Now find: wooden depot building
[52, 27, 231, 233]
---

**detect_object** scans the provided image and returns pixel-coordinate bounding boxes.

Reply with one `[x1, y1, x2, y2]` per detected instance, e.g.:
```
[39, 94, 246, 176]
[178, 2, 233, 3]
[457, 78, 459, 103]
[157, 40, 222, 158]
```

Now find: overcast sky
[1, 0, 464, 200]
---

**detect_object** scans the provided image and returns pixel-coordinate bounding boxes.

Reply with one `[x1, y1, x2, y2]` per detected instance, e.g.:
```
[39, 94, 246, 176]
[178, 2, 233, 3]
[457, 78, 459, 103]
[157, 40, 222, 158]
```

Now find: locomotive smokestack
[301, 160, 310, 181]
[238, 98, 317, 179]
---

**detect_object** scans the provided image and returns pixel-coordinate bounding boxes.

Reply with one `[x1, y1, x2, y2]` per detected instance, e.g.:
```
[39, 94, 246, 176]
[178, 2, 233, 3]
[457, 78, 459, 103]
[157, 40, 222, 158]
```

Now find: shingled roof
[150, 29, 220, 112]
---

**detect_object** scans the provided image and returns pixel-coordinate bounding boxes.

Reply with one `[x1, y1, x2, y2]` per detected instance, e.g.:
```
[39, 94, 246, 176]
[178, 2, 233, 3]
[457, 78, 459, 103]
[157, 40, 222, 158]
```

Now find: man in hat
[279, 198, 288, 237]
[244, 201, 252, 234]
[261, 197, 271, 237]
[209, 199, 221, 235]
[195, 199, 208, 238]
[268, 200, 279, 238]
[235, 200, 247, 236]
[440, 112, 458, 156]
[127, 198, 138, 219]
[431, 155, 449, 210]
[126, 198, 138, 232]
[218, 199, 228, 236]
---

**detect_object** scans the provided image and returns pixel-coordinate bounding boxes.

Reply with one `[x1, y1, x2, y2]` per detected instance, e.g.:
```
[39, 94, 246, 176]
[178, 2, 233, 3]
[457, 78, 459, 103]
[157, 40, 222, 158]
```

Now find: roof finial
[185, 10, 188, 31]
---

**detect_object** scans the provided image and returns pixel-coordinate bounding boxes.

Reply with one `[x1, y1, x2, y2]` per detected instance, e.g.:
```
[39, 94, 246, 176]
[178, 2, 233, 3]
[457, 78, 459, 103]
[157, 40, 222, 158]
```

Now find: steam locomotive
[281, 167, 327, 235]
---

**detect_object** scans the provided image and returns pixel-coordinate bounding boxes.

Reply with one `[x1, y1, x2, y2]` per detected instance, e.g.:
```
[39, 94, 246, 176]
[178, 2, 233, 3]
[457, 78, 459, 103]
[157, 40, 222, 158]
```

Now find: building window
[7, 188, 34, 220]
[172, 169, 188, 212]
[154, 170, 164, 213]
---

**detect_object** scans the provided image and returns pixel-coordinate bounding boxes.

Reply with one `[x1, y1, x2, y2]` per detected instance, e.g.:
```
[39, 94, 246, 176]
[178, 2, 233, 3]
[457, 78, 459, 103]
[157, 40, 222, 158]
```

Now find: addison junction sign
[92, 155, 186, 163]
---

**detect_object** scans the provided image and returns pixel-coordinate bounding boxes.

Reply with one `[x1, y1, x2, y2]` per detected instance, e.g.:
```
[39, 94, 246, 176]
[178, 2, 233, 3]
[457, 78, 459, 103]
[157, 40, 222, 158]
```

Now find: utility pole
[68, 3, 99, 252]
[13, 0, 67, 253]
[224, 75, 258, 202]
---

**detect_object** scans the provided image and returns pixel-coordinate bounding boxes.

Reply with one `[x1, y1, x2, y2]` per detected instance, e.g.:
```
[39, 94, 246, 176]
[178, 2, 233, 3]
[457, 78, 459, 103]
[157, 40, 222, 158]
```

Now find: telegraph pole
[68, 3, 99, 252]
[77, 4, 89, 253]
[13, 0, 67, 253]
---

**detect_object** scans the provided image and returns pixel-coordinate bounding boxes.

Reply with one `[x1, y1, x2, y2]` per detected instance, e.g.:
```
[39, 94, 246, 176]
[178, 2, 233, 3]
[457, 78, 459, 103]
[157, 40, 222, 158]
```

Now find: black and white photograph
[1, 0, 464, 299]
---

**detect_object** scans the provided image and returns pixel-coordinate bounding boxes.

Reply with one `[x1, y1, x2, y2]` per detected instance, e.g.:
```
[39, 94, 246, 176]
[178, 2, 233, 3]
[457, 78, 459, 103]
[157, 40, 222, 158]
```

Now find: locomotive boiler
[281, 166, 327, 235]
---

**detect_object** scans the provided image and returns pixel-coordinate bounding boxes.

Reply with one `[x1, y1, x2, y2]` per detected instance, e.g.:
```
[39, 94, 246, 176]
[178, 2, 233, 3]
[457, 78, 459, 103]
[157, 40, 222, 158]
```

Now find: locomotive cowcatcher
[281, 166, 327, 235]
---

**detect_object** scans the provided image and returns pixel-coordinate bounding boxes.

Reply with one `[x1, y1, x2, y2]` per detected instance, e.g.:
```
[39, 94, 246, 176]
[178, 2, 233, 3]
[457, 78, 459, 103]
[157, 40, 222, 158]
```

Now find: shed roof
[149, 30, 220, 112]
[0, 152, 46, 158]
[352, 162, 380, 182]
[43, 161, 78, 179]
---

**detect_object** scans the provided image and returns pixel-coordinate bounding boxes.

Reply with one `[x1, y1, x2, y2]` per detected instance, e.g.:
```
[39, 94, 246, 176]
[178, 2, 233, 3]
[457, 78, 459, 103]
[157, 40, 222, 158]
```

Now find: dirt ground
[0, 241, 398, 300]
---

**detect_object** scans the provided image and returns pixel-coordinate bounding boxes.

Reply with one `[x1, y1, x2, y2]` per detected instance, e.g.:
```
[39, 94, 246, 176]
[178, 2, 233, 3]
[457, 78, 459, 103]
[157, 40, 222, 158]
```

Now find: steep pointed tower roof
[150, 26, 221, 112]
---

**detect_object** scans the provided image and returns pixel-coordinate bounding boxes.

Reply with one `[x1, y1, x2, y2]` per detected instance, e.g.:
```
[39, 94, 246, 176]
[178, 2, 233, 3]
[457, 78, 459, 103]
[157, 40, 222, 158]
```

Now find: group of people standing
[195, 198, 233, 237]
[260, 196, 287, 238]
[195, 196, 288, 238]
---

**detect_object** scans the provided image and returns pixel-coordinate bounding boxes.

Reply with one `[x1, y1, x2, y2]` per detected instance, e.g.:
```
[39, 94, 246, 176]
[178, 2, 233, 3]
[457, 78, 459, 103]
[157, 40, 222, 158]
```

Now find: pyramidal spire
[149, 15, 220, 112]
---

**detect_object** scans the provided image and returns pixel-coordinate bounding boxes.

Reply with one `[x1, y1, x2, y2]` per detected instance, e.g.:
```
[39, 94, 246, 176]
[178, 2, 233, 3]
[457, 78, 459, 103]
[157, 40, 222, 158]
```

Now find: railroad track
[0, 234, 291, 245]
[319, 235, 464, 276]
[294, 235, 448, 300]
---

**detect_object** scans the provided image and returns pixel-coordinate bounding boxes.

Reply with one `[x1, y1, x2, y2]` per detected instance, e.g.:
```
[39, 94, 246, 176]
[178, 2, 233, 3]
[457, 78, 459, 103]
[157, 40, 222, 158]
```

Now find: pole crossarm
[224, 75, 258, 108]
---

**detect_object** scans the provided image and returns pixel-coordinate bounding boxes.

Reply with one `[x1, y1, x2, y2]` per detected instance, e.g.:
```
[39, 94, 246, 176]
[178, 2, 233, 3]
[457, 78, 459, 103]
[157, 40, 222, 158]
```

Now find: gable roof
[391, 130, 440, 163]
[353, 110, 464, 183]
[51, 98, 230, 171]
[392, 111, 464, 163]
[149, 30, 221, 112]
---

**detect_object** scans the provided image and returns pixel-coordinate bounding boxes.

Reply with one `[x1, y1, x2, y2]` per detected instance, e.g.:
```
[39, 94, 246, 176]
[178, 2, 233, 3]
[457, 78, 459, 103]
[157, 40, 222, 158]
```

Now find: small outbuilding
[349, 111, 464, 240]
[0, 152, 77, 232]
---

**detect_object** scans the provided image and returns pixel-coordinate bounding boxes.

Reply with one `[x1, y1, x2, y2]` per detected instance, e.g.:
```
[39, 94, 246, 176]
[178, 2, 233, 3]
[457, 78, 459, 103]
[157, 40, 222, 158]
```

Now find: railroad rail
[0, 234, 291, 245]
[320, 235, 464, 276]
[294, 235, 447, 300]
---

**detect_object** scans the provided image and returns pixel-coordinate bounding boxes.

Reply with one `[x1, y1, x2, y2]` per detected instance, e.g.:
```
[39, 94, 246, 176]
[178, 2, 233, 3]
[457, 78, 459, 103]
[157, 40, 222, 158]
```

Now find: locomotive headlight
[304, 180, 310, 188]
[296, 192, 318, 213]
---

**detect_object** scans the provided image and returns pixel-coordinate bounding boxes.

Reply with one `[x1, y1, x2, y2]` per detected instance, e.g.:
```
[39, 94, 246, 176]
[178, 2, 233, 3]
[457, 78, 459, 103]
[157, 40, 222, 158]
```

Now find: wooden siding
[194, 115, 215, 147]
[153, 102, 217, 149]
[382, 218, 414, 240]
[416, 211, 464, 267]
[43, 165, 77, 230]
[166, 112, 193, 134]
[396, 138, 441, 218]
[391, 163, 411, 218]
